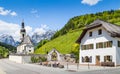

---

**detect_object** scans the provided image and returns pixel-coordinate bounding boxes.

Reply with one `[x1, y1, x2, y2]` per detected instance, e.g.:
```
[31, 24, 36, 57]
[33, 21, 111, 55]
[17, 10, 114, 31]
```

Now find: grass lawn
[35, 29, 82, 54]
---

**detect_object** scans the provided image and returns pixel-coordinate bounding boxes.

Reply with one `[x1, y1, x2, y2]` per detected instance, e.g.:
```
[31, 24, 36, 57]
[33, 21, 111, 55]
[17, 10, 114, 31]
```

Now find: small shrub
[31, 56, 47, 63]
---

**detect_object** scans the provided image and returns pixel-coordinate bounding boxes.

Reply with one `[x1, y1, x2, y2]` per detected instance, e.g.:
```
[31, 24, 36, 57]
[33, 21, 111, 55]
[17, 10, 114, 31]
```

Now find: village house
[76, 19, 120, 66]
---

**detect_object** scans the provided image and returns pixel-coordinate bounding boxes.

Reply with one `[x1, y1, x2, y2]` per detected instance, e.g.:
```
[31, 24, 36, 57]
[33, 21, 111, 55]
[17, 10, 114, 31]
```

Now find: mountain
[0, 34, 16, 46]
[0, 30, 55, 47]
[35, 9, 120, 54]
[32, 30, 55, 45]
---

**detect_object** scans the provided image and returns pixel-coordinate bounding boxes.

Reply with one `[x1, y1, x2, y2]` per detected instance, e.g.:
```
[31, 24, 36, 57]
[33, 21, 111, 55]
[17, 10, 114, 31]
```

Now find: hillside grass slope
[35, 29, 82, 54]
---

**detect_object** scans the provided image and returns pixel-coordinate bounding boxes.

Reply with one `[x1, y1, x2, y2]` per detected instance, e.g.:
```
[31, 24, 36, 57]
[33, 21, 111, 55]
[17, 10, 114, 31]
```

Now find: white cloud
[33, 28, 46, 35]
[0, 20, 33, 41]
[81, 0, 101, 6]
[0, 7, 10, 15]
[33, 24, 49, 35]
[0, 7, 17, 16]
[0, 20, 20, 41]
[10, 11, 17, 16]
[25, 26, 33, 35]
[0, 20, 49, 41]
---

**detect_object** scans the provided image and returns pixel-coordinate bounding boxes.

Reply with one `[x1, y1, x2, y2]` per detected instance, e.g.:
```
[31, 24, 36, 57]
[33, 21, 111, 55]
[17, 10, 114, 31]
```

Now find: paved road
[0, 59, 70, 74]
[75, 68, 120, 74]
[0, 59, 120, 74]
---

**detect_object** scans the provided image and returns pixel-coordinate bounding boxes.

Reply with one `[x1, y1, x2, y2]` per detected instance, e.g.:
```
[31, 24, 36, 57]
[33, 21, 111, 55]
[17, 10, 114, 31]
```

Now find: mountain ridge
[0, 30, 55, 46]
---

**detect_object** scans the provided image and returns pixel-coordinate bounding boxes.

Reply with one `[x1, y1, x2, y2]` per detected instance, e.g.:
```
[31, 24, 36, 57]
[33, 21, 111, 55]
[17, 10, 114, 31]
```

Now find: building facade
[76, 19, 120, 66]
[17, 21, 34, 54]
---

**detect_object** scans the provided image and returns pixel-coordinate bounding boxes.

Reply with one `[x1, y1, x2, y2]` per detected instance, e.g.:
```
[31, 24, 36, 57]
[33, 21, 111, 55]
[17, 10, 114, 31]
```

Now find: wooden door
[96, 56, 100, 66]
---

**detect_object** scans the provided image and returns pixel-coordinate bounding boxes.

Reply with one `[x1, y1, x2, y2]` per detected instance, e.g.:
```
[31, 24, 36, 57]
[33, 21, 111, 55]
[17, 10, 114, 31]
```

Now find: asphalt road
[0, 59, 120, 74]
[75, 68, 120, 74]
[0, 59, 70, 74]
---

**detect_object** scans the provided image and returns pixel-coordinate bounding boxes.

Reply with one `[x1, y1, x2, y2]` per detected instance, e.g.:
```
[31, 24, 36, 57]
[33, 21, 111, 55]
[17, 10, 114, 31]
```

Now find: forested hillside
[0, 42, 16, 58]
[51, 10, 120, 39]
[0, 46, 9, 58]
[0, 42, 16, 52]
[35, 9, 120, 54]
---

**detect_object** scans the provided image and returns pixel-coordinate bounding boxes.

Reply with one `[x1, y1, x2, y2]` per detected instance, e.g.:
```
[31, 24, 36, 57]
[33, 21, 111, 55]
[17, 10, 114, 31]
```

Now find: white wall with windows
[79, 26, 119, 66]
[17, 44, 34, 54]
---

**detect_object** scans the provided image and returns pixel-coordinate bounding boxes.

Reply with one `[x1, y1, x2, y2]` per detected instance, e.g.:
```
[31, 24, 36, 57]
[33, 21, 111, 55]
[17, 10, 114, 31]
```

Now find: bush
[31, 56, 47, 63]
[41, 57, 47, 62]
[31, 57, 39, 63]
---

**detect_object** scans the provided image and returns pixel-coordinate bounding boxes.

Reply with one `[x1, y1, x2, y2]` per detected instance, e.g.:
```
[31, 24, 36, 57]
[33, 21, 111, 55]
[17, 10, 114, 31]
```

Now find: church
[17, 21, 34, 54]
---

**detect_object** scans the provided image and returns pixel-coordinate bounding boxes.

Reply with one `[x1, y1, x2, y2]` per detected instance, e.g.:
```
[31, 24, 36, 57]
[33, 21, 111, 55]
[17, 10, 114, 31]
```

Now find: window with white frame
[104, 55, 112, 62]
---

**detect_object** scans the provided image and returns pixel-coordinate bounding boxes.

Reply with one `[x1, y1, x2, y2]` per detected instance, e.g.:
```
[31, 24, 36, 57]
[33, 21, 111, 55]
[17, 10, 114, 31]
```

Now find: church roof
[76, 19, 120, 43]
[21, 35, 33, 45]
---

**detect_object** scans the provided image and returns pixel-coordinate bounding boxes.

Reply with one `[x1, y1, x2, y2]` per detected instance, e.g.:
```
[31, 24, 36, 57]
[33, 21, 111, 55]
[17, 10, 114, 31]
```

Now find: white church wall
[9, 55, 31, 64]
[26, 46, 34, 54]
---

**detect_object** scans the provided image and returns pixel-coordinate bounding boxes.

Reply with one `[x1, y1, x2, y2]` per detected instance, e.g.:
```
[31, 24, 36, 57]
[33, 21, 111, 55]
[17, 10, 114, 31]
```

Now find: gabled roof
[76, 19, 120, 43]
[48, 48, 61, 55]
[21, 35, 33, 45]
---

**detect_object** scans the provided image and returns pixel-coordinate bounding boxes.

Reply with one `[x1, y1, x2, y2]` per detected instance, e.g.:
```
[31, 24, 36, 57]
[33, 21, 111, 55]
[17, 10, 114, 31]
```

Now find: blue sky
[0, 0, 120, 41]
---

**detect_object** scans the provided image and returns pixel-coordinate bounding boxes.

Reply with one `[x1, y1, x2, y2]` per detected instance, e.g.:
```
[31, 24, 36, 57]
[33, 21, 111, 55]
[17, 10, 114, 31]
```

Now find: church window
[29, 50, 31, 52]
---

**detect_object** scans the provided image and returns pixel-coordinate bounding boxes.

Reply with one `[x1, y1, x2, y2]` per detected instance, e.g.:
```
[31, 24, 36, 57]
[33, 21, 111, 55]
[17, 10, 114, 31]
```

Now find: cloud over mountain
[0, 20, 50, 41]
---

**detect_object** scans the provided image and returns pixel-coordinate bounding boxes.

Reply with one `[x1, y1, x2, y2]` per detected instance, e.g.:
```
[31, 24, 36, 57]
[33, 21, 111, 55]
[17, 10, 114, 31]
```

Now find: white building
[17, 21, 34, 54]
[76, 19, 120, 66]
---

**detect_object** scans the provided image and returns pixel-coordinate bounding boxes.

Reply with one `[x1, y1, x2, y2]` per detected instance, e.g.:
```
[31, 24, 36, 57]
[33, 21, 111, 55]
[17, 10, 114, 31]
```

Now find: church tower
[17, 20, 34, 54]
[20, 21, 26, 41]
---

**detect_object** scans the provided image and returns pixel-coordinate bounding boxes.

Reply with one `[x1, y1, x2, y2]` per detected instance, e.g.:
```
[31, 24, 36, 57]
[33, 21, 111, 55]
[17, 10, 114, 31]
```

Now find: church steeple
[22, 21, 24, 28]
[20, 20, 26, 41]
